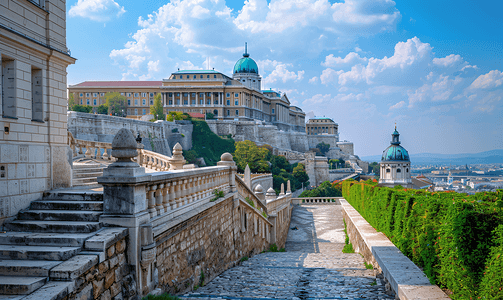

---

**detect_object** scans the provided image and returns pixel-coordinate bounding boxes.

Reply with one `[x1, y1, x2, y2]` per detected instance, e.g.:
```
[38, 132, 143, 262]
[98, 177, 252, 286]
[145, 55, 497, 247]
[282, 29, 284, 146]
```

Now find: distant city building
[68, 44, 305, 131]
[306, 117, 339, 137]
[379, 127, 412, 188]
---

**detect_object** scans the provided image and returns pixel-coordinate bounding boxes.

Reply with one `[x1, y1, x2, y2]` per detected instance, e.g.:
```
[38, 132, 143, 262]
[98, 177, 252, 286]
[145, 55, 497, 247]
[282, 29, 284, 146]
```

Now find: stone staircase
[0, 190, 103, 298]
[72, 161, 107, 187]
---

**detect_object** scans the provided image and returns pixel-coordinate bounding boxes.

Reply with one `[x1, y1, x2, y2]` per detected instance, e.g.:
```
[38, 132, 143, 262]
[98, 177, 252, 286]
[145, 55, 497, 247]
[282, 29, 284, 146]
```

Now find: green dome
[381, 127, 410, 162]
[233, 56, 259, 74]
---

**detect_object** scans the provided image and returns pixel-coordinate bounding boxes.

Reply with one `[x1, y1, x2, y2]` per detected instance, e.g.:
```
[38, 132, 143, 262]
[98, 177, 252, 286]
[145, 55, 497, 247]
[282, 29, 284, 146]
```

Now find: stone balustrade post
[97, 128, 150, 297]
[176, 180, 183, 208]
[217, 153, 237, 192]
[148, 185, 157, 218]
[169, 143, 186, 170]
[162, 183, 170, 213]
[155, 184, 164, 215]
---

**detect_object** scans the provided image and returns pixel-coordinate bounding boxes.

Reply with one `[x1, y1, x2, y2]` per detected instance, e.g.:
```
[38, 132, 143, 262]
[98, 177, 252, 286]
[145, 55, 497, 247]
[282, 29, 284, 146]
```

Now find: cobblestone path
[181, 205, 395, 300]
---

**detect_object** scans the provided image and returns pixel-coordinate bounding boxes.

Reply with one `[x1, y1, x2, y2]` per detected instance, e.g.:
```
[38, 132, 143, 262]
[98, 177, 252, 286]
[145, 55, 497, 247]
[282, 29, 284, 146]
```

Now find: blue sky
[66, 0, 503, 157]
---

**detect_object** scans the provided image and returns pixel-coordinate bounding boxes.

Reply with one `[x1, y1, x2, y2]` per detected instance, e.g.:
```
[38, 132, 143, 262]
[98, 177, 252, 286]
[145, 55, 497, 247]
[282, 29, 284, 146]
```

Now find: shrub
[342, 181, 503, 299]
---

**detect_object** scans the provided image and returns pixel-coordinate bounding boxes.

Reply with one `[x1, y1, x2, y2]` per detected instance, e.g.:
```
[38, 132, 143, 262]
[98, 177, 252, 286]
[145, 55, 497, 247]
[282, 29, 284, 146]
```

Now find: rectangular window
[235, 100, 238, 106]
[235, 93, 238, 97]
[184, 100, 188, 105]
[200, 75, 203, 78]
[226, 93, 230, 97]
[169, 100, 173, 105]
[149, 100, 153, 105]
[176, 93, 180, 97]
[134, 93, 139, 97]
[142, 92, 146, 97]
[93, 99, 97, 105]
[127, 93, 131, 97]
[93, 93, 97, 97]
[142, 99, 146, 105]
[235, 110, 239, 116]
[214, 75, 216, 78]
[187, 75, 189, 79]
[207, 75, 209, 78]
[79, 93, 83, 97]
[31, 67, 43, 121]
[150, 93, 154, 97]
[191, 93, 196, 97]
[191, 99, 196, 105]
[128, 99, 131, 106]
[207, 92, 211, 97]
[199, 99, 203, 105]
[101, 93, 105, 96]
[135, 99, 138, 106]
[227, 110, 230, 116]
[193, 75, 196, 79]
[142, 109, 146, 115]
[80, 99, 83, 105]
[173, 75, 176, 79]
[134, 109, 138, 115]
[86, 93, 90, 97]
[199, 93, 203, 97]
[86, 99, 90, 105]
[272, 108, 275, 114]
[226, 100, 230, 106]
[183, 93, 188, 97]
[168, 93, 173, 97]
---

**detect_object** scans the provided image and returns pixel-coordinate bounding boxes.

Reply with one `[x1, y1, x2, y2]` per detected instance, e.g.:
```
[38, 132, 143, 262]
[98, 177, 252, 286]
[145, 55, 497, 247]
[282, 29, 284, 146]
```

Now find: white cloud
[303, 94, 333, 105]
[69, 0, 125, 22]
[309, 77, 318, 84]
[263, 64, 304, 85]
[320, 68, 343, 85]
[407, 74, 463, 107]
[321, 52, 367, 67]
[390, 100, 405, 110]
[433, 54, 463, 67]
[469, 70, 503, 90]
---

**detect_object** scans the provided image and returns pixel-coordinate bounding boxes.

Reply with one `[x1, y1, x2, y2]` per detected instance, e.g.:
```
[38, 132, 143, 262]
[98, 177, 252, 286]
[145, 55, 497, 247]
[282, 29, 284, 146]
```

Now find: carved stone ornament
[111, 128, 139, 162]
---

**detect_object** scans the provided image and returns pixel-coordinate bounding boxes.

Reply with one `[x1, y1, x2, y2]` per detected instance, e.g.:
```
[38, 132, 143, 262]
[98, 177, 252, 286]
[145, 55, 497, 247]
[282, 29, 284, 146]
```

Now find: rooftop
[173, 70, 221, 74]
[70, 81, 163, 87]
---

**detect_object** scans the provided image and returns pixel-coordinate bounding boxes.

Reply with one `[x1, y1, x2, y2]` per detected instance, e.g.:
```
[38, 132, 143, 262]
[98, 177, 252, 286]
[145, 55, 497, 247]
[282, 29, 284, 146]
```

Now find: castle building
[379, 127, 412, 188]
[1, 0, 75, 224]
[68, 44, 306, 132]
[306, 117, 339, 136]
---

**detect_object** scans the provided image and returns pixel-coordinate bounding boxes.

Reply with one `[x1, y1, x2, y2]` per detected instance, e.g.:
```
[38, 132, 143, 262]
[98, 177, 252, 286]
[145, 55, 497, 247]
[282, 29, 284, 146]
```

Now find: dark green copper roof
[233, 43, 258, 74]
[381, 128, 410, 162]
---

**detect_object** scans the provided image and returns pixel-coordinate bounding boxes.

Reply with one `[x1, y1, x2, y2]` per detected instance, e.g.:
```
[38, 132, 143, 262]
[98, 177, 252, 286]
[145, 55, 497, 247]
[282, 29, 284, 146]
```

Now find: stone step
[4, 220, 102, 233]
[18, 210, 101, 222]
[21, 280, 75, 300]
[71, 182, 101, 188]
[0, 245, 80, 261]
[73, 164, 104, 169]
[0, 276, 47, 295]
[0, 232, 96, 247]
[42, 191, 103, 202]
[72, 171, 103, 178]
[0, 260, 62, 277]
[30, 200, 103, 211]
[72, 177, 99, 184]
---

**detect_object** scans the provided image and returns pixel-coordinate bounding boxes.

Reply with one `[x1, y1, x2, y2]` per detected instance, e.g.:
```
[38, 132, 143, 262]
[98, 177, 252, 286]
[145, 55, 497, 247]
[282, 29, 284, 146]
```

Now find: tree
[68, 93, 76, 110]
[369, 162, 380, 177]
[293, 163, 310, 188]
[71, 104, 92, 113]
[299, 181, 341, 197]
[105, 92, 127, 116]
[96, 104, 108, 114]
[166, 111, 184, 121]
[316, 142, 331, 156]
[150, 94, 165, 120]
[205, 112, 214, 119]
[329, 159, 344, 169]
[233, 140, 270, 173]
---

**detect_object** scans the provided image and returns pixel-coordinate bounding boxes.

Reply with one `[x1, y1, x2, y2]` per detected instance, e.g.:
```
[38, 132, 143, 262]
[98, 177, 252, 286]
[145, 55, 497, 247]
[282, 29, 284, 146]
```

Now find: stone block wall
[62, 230, 136, 300]
[154, 195, 271, 295]
[273, 203, 292, 249]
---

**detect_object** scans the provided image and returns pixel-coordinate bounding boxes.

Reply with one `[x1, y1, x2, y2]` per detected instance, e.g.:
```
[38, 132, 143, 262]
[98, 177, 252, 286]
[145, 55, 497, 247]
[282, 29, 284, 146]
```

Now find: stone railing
[235, 175, 268, 214]
[292, 197, 343, 205]
[70, 138, 115, 161]
[137, 149, 170, 171]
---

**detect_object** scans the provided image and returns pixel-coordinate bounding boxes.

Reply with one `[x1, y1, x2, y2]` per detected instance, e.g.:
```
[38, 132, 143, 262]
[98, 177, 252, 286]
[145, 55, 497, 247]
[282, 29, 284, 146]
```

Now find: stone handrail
[70, 138, 115, 161]
[138, 149, 170, 171]
[292, 197, 343, 205]
[235, 175, 268, 214]
[266, 193, 292, 216]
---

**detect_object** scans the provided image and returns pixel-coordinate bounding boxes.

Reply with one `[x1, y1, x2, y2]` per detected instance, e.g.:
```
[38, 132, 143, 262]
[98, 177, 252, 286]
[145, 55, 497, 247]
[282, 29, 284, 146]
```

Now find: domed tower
[233, 43, 261, 90]
[379, 127, 412, 188]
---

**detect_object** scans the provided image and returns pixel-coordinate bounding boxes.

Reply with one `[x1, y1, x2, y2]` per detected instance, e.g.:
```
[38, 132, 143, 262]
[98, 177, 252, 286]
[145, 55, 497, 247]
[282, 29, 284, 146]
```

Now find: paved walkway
[181, 205, 394, 300]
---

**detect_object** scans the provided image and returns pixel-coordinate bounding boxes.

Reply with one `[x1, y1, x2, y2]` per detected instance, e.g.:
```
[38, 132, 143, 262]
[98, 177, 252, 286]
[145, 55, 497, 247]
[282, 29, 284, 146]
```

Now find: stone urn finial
[111, 128, 139, 163]
[265, 187, 276, 203]
[217, 152, 236, 166]
[169, 142, 186, 170]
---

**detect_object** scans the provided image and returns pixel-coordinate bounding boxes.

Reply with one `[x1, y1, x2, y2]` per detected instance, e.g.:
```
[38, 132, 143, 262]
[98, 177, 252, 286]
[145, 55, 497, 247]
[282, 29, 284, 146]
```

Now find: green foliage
[105, 92, 127, 116]
[183, 150, 200, 166]
[166, 111, 184, 121]
[299, 181, 342, 197]
[342, 181, 503, 299]
[142, 294, 180, 300]
[369, 162, 380, 176]
[71, 104, 93, 113]
[329, 159, 344, 169]
[316, 142, 330, 156]
[68, 93, 76, 110]
[269, 244, 278, 252]
[293, 163, 310, 189]
[364, 262, 374, 269]
[205, 112, 214, 119]
[96, 104, 108, 114]
[211, 189, 224, 202]
[245, 197, 255, 208]
[262, 211, 268, 218]
[150, 94, 165, 120]
[233, 140, 270, 173]
[240, 256, 248, 262]
[342, 243, 355, 253]
[191, 120, 235, 166]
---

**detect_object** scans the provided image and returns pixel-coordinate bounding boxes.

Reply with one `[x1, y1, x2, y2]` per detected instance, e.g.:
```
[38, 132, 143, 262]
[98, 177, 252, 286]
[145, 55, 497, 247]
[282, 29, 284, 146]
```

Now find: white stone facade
[1, 0, 75, 224]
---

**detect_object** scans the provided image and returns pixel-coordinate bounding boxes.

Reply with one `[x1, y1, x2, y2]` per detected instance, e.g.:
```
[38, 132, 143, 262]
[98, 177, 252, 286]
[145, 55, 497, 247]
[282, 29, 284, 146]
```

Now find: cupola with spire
[232, 42, 262, 90]
[379, 126, 412, 188]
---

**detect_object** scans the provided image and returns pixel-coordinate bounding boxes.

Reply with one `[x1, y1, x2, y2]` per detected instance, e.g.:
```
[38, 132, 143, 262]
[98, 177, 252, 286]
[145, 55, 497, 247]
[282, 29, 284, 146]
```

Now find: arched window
[397, 168, 401, 173]
[406, 168, 409, 172]
[386, 169, 390, 173]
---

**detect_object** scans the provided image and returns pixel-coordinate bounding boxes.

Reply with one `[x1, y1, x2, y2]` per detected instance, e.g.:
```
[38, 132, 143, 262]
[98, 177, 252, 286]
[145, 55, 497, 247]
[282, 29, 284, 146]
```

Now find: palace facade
[68, 45, 306, 131]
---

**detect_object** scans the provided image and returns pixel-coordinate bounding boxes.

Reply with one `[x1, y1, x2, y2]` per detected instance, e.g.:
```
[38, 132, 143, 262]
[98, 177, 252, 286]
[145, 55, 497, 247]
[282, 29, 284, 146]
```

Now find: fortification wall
[68, 112, 193, 155]
[206, 120, 309, 153]
[307, 135, 339, 149]
[337, 142, 354, 156]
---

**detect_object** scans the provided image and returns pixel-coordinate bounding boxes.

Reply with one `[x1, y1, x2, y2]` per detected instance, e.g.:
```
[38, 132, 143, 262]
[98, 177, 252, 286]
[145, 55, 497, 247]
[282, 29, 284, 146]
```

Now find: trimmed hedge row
[342, 180, 503, 299]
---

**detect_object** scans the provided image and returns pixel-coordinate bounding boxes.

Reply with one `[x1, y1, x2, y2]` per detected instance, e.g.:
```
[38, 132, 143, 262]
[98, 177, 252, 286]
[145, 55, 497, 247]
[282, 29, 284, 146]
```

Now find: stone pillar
[286, 180, 291, 194]
[244, 164, 251, 189]
[217, 152, 237, 193]
[97, 128, 150, 297]
[169, 143, 186, 170]
[265, 187, 276, 204]
[280, 183, 285, 195]
[254, 184, 265, 203]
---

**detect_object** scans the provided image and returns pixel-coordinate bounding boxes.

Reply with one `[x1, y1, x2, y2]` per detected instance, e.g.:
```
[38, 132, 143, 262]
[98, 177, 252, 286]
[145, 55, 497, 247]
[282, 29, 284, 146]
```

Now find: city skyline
[66, 0, 503, 157]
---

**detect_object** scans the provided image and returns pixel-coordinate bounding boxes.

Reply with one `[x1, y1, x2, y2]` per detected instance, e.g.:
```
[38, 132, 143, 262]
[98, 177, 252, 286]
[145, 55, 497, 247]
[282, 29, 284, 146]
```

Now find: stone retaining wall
[340, 199, 449, 300]
[154, 194, 271, 295]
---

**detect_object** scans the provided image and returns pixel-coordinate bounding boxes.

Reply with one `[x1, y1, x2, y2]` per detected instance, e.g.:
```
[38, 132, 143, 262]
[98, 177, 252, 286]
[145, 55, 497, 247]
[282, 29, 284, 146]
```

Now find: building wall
[1, 0, 75, 225]
[337, 142, 354, 156]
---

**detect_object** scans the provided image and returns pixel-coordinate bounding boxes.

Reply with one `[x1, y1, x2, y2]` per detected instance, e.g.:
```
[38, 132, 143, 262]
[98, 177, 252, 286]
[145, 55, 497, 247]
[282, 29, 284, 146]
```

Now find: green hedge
[342, 180, 503, 299]
[190, 120, 235, 166]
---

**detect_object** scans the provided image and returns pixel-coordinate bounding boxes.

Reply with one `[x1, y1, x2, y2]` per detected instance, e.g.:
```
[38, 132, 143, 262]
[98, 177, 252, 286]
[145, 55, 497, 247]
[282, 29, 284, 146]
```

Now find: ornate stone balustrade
[138, 149, 170, 171]
[292, 197, 343, 205]
[235, 175, 268, 214]
[70, 138, 115, 161]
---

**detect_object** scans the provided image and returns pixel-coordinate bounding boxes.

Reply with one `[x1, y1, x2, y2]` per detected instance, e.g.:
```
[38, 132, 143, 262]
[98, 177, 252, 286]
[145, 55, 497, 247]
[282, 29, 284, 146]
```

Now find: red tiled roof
[188, 112, 205, 118]
[71, 81, 162, 87]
